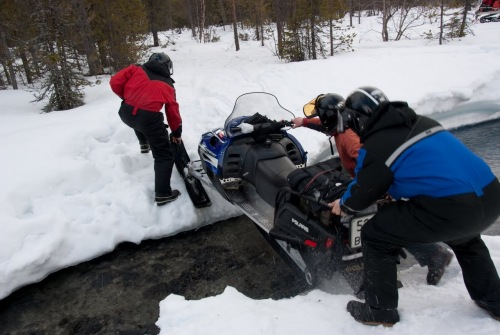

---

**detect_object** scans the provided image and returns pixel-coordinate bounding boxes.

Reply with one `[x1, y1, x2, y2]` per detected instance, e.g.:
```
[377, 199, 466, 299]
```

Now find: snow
[1, 11, 500, 334]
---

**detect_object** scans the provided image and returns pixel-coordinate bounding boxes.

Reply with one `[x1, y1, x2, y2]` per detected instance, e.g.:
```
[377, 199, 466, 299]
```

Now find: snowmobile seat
[241, 142, 287, 184]
[254, 155, 297, 207]
[241, 142, 297, 207]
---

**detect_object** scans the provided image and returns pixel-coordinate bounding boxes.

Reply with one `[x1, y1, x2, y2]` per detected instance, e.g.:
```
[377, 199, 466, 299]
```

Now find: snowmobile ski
[170, 135, 212, 208]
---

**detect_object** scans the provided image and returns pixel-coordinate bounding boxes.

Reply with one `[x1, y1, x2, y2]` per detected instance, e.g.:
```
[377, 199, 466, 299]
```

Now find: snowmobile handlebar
[230, 120, 294, 134]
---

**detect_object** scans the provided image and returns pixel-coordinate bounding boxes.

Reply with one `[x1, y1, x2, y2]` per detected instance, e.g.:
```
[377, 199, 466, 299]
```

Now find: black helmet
[303, 93, 345, 133]
[149, 52, 173, 75]
[345, 86, 388, 117]
[344, 86, 388, 135]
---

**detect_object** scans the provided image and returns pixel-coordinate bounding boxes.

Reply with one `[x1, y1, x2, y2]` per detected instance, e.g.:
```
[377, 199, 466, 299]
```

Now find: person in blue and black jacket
[294, 92, 453, 288]
[329, 87, 500, 327]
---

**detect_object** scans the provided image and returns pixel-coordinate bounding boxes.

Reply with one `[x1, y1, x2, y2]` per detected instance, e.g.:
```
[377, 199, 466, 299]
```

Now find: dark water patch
[452, 118, 500, 234]
[451, 118, 500, 174]
[0, 216, 307, 335]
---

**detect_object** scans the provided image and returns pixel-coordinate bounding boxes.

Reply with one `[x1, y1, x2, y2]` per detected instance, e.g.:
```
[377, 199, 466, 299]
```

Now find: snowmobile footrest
[225, 189, 273, 232]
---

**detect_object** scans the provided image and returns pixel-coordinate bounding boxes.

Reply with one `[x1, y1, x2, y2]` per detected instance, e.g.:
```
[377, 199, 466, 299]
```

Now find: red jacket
[333, 128, 360, 177]
[301, 117, 360, 177]
[110, 64, 182, 133]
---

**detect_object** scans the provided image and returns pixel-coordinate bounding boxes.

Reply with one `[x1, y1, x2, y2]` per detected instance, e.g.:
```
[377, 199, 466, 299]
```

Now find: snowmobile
[478, 11, 500, 22]
[176, 92, 378, 294]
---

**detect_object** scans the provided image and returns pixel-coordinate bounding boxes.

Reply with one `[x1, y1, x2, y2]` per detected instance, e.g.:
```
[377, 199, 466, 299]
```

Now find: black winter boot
[427, 247, 454, 285]
[155, 190, 180, 206]
[347, 301, 400, 327]
[475, 300, 500, 321]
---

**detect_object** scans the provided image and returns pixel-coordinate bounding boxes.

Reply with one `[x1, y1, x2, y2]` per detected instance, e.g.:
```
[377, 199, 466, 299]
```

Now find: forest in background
[0, 0, 477, 111]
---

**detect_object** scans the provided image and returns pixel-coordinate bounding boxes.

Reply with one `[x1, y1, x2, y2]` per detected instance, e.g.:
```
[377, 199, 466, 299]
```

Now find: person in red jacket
[110, 53, 182, 206]
[294, 92, 453, 287]
[293, 94, 359, 177]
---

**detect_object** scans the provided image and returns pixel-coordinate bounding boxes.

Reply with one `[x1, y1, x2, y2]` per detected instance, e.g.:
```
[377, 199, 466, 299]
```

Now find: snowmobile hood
[361, 101, 417, 142]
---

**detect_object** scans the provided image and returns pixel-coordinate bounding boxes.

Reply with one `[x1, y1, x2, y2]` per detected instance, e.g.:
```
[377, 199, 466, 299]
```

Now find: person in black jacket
[329, 87, 500, 326]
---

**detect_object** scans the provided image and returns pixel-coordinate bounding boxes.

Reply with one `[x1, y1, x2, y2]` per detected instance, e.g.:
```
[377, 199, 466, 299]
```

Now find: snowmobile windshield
[224, 92, 296, 137]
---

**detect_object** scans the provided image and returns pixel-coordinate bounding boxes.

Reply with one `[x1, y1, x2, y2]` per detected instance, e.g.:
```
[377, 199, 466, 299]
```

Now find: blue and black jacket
[340, 101, 496, 213]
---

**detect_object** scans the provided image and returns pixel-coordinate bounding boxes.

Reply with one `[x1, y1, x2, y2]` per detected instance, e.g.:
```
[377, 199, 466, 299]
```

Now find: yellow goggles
[302, 94, 324, 118]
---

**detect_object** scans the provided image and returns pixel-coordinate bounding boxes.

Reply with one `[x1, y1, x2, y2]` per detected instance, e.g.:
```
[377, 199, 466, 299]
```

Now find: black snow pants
[118, 102, 175, 196]
[361, 177, 500, 309]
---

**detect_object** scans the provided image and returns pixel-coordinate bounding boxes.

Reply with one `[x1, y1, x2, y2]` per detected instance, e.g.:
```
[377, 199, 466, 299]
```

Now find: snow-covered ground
[1, 11, 500, 334]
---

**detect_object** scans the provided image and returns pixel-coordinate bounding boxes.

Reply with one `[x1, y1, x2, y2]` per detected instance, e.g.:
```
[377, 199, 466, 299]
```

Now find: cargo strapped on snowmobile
[286, 157, 351, 211]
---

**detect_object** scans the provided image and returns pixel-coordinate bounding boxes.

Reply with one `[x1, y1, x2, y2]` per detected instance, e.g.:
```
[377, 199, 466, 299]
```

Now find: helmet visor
[303, 94, 323, 119]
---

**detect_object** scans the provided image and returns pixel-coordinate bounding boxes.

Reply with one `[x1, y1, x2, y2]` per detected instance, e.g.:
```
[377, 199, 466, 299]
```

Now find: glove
[240, 123, 254, 134]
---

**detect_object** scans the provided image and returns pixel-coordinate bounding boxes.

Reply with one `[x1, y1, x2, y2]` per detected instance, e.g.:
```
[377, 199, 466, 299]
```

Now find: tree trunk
[358, 2, 361, 25]
[19, 48, 33, 84]
[7, 61, 17, 89]
[218, 0, 228, 26]
[274, 0, 284, 57]
[310, 7, 316, 60]
[199, 0, 206, 42]
[152, 31, 159, 46]
[459, 0, 470, 38]
[1, 62, 11, 85]
[439, 0, 444, 45]
[145, 0, 159, 46]
[349, 0, 353, 26]
[382, 0, 389, 42]
[72, 0, 101, 75]
[255, 1, 261, 41]
[260, 21, 264, 47]
[329, 19, 334, 56]
[28, 46, 41, 77]
[231, 0, 240, 51]
[465, 0, 472, 11]
[0, 30, 17, 89]
[259, 1, 264, 47]
[184, 0, 197, 38]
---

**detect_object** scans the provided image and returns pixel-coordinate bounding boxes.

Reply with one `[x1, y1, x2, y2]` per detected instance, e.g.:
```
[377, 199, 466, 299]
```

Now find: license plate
[350, 214, 374, 248]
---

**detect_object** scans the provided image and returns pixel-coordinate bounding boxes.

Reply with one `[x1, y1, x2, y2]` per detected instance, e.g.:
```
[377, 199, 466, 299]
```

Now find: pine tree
[90, 0, 148, 72]
[31, 0, 88, 112]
